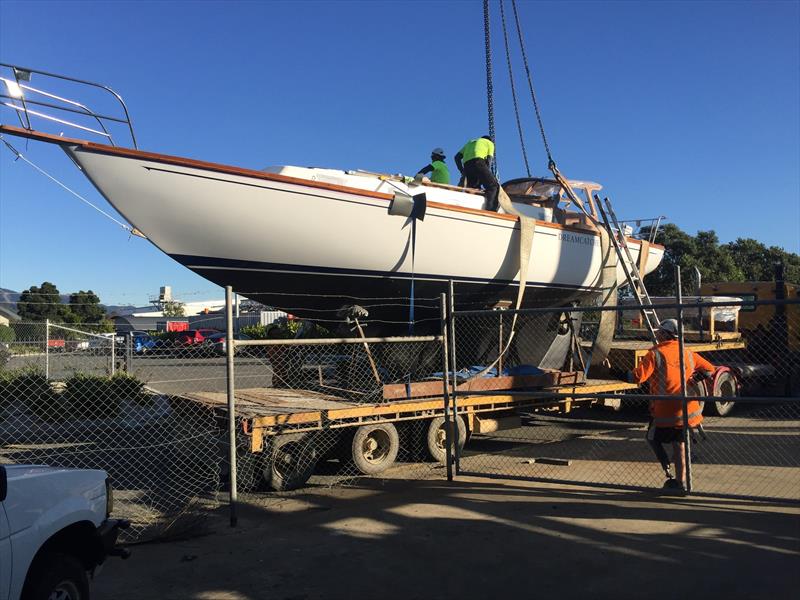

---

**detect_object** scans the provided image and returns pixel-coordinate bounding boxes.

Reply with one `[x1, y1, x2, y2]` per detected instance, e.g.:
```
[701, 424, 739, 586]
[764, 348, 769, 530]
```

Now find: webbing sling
[548, 165, 618, 372]
[498, 186, 536, 339]
[465, 187, 536, 380]
[588, 226, 619, 374]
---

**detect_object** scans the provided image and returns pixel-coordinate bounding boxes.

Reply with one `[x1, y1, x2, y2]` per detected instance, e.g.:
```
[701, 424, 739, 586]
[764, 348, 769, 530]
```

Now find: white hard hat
[658, 319, 679, 337]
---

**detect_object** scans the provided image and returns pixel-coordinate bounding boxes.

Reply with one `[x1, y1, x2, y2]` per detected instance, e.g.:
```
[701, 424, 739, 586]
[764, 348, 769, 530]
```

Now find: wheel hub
[362, 431, 390, 463]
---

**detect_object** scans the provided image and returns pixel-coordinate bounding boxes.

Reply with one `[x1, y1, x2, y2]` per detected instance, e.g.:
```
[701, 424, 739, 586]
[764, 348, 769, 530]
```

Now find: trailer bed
[602, 338, 747, 371]
[179, 378, 639, 452]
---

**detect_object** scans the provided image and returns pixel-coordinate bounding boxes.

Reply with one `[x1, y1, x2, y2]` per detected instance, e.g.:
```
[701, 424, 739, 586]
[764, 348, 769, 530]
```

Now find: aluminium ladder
[595, 195, 660, 341]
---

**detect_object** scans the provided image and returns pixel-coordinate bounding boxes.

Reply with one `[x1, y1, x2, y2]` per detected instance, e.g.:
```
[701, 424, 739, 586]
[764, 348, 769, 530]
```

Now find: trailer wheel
[351, 423, 399, 475]
[236, 449, 266, 492]
[706, 368, 737, 417]
[426, 415, 466, 464]
[265, 433, 319, 491]
[691, 378, 710, 415]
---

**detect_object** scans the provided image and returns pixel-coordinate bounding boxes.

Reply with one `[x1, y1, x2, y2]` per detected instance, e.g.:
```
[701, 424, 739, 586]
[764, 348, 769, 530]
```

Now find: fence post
[45, 319, 50, 379]
[126, 333, 133, 373]
[440, 293, 453, 482]
[225, 285, 238, 527]
[110, 331, 116, 376]
[448, 280, 460, 474]
[675, 265, 692, 493]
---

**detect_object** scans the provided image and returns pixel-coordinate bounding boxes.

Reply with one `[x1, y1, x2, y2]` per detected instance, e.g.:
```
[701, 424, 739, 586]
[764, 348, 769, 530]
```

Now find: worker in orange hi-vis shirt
[629, 319, 715, 493]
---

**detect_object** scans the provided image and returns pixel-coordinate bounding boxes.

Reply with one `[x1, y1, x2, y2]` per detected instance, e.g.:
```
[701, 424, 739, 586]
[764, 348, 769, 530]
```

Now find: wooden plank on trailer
[382, 370, 584, 400]
[179, 387, 358, 417]
[249, 377, 639, 430]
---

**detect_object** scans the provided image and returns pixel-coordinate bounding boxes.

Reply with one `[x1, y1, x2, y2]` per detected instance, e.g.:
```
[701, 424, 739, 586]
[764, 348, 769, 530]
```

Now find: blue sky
[1, 0, 798, 306]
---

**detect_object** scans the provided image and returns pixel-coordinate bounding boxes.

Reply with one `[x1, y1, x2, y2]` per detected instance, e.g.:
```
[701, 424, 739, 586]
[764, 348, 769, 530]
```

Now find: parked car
[129, 331, 156, 354]
[202, 332, 252, 356]
[67, 340, 90, 353]
[177, 329, 221, 347]
[87, 333, 124, 354]
[0, 464, 130, 600]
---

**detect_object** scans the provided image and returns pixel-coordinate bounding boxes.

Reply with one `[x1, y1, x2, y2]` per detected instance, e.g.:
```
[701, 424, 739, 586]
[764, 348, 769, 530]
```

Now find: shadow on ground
[95, 476, 800, 600]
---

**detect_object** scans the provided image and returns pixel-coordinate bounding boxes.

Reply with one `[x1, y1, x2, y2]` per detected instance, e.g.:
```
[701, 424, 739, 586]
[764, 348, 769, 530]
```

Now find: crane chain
[499, 0, 531, 177]
[483, 0, 497, 174]
[511, 0, 554, 166]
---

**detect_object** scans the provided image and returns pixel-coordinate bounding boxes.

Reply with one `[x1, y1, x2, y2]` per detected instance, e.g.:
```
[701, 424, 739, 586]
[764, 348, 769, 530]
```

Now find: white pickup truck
[0, 465, 130, 600]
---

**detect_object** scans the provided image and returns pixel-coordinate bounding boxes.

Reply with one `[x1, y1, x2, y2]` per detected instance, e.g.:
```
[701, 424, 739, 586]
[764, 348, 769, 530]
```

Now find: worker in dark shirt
[416, 148, 450, 185]
[454, 135, 499, 211]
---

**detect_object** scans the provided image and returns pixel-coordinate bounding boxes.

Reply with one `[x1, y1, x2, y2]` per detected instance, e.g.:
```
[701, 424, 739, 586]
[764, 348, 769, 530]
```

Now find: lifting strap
[548, 163, 618, 373]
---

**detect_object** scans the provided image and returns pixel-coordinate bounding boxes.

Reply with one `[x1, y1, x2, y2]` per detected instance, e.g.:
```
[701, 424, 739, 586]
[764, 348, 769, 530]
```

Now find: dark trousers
[463, 158, 499, 211]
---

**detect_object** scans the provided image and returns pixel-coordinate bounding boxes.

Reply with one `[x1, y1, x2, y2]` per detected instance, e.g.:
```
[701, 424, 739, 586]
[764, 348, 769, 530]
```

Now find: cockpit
[502, 177, 602, 229]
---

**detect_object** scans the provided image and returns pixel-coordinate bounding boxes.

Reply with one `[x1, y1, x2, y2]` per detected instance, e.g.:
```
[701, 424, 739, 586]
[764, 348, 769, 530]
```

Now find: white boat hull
[65, 145, 664, 333]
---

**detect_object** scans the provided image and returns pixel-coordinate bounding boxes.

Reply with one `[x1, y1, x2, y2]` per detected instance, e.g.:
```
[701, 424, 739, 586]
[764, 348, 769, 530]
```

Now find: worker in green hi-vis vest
[415, 147, 451, 185]
[454, 135, 499, 211]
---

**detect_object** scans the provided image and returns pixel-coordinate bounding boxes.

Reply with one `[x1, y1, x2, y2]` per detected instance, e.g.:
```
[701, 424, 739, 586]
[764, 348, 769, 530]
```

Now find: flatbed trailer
[178, 376, 638, 491]
[176, 337, 747, 491]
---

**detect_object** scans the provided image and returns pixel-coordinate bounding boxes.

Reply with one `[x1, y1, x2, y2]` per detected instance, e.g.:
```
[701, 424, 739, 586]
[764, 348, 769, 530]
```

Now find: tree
[162, 300, 185, 317]
[17, 282, 70, 322]
[726, 238, 800, 283]
[642, 225, 799, 296]
[69, 290, 105, 323]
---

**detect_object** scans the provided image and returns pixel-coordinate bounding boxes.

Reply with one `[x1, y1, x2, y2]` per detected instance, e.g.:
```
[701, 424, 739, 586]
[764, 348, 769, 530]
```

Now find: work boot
[662, 479, 688, 495]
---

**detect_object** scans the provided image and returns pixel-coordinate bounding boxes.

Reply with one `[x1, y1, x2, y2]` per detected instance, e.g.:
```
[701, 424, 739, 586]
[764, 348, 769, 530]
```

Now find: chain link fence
[2, 291, 797, 542]
[207, 292, 452, 510]
[448, 296, 800, 502]
[0, 321, 220, 542]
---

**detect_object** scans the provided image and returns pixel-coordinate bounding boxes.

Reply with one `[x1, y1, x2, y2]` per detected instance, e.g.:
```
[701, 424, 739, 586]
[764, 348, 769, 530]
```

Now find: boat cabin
[502, 177, 602, 230]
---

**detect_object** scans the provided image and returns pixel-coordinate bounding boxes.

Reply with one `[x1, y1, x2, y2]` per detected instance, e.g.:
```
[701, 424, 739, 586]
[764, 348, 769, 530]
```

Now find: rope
[511, 0, 553, 166]
[483, 0, 497, 174]
[499, 0, 531, 177]
[0, 135, 145, 237]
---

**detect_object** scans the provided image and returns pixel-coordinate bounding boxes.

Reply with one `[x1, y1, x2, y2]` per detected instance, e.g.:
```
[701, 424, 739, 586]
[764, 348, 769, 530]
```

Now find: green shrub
[64, 372, 150, 418]
[242, 318, 332, 340]
[0, 325, 15, 343]
[0, 367, 60, 422]
[9, 344, 42, 355]
[64, 373, 118, 419]
[109, 372, 150, 407]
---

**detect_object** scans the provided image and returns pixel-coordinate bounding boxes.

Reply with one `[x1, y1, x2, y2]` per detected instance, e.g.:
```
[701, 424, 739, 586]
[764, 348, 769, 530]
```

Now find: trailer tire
[705, 368, 737, 417]
[426, 415, 466, 464]
[265, 433, 319, 491]
[351, 423, 399, 475]
[236, 449, 266, 492]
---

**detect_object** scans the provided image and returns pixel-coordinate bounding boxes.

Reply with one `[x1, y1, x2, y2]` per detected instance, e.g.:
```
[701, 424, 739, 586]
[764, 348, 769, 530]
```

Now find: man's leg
[473, 160, 500, 211]
[463, 161, 480, 189]
[646, 421, 673, 479]
[465, 159, 500, 211]
[672, 439, 686, 487]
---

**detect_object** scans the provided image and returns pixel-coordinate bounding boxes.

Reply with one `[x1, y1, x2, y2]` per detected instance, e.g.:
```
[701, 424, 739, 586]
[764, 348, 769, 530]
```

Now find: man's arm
[416, 164, 433, 176]
[631, 350, 656, 385]
[692, 352, 716, 377]
[454, 151, 464, 173]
